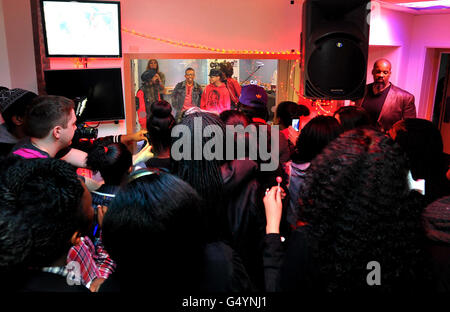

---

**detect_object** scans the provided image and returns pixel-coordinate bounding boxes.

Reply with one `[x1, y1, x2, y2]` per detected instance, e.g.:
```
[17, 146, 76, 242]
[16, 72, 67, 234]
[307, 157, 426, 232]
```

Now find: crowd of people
[0, 58, 450, 294]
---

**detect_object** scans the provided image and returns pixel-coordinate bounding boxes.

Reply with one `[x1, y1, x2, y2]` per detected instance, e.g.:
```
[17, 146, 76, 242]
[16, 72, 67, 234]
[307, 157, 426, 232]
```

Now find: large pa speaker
[301, 0, 370, 100]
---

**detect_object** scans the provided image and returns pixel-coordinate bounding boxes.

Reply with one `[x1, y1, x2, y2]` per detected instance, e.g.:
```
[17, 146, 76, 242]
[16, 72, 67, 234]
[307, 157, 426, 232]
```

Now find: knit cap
[0, 88, 37, 114]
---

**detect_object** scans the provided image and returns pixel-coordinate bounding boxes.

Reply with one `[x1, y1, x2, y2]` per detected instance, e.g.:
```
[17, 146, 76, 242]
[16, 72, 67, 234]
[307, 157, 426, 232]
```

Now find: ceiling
[378, 0, 450, 14]
[383, 0, 434, 3]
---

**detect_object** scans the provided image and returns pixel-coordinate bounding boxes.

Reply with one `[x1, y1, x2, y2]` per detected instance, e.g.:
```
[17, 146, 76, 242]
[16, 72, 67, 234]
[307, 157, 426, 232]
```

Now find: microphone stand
[241, 66, 263, 84]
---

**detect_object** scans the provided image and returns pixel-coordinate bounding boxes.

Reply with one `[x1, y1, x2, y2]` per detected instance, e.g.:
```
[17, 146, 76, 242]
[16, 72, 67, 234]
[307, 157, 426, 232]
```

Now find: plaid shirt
[67, 235, 116, 287]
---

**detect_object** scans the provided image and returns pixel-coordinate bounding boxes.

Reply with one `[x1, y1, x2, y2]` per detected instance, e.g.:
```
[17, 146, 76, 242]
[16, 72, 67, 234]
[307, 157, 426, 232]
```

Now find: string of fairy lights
[73, 27, 339, 116]
[122, 27, 301, 55]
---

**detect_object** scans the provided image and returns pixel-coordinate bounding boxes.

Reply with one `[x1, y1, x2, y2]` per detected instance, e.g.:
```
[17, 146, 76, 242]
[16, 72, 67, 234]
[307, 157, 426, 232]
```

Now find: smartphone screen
[407, 171, 425, 195]
[292, 118, 300, 131]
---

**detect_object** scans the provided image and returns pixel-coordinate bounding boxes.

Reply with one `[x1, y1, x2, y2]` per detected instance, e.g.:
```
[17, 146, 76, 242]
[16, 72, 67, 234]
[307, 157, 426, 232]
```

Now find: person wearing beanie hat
[135, 59, 166, 130]
[136, 68, 158, 129]
[200, 68, 231, 115]
[0, 88, 38, 156]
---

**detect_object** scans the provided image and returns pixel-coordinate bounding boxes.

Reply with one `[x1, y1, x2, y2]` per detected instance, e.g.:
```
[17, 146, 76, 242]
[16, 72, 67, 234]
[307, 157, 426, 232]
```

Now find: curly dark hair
[296, 128, 429, 291]
[0, 158, 85, 270]
[219, 62, 233, 78]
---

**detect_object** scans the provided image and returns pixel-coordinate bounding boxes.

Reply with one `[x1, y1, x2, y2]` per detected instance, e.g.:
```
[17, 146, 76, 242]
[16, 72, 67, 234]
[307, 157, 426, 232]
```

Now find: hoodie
[200, 83, 231, 114]
[0, 123, 19, 156]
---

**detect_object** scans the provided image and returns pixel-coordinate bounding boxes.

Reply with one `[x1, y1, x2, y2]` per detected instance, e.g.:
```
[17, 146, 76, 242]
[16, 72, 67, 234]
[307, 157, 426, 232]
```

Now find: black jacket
[221, 159, 266, 290]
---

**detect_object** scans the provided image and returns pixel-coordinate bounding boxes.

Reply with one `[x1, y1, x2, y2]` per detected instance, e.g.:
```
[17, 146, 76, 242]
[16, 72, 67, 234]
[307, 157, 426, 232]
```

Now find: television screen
[41, 0, 122, 57]
[44, 68, 125, 122]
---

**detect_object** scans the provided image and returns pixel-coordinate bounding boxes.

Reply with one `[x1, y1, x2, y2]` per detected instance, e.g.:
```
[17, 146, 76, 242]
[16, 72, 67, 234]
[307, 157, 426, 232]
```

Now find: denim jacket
[171, 80, 202, 118]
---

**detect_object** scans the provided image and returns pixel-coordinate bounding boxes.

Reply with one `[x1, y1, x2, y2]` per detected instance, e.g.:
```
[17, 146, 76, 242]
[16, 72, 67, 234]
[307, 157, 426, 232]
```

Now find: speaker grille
[306, 36, 366, 99]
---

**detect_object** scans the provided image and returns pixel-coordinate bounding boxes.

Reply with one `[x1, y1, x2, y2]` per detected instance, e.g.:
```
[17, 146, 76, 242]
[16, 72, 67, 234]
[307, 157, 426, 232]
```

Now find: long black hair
[172, 111, 227, 241]
[390, 118, 450, 203]
[292, 115, 343, 164]
[276, 101, 310, 129]
[101, 170, 205, 291]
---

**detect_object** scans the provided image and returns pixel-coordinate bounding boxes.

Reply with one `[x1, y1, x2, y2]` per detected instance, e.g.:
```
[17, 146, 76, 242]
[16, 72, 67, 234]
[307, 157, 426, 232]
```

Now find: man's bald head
[372, 59, 392, 91]
[373, 59, 392, 71]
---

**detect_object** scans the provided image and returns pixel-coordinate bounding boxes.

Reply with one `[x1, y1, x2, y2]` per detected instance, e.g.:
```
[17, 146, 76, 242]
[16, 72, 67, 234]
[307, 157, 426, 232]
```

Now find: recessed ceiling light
[396, 0, 450, 10]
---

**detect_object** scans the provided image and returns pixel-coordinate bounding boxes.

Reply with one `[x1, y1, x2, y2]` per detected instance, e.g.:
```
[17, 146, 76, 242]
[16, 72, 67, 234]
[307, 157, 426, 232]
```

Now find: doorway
[432, 53, 450, 154]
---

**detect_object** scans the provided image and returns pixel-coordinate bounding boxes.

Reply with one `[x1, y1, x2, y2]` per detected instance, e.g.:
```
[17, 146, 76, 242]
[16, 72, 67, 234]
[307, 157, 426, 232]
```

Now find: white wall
[2, 0, 37, 92]
[0, 0, 11, 88]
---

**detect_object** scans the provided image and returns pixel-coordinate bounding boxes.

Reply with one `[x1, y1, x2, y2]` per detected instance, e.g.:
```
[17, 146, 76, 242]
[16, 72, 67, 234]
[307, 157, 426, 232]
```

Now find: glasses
[185, 73, 195, 76]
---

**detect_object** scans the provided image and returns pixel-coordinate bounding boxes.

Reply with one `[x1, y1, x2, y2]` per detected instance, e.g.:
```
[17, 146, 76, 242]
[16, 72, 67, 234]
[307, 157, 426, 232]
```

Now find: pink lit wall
[367, 6, 414, 93]
[367, 46, 401, 85]
[0, 1, 11, 89]
[1, 0, 37, 92]
[119, 0, 301, 54]
[406, 13, 450, 116]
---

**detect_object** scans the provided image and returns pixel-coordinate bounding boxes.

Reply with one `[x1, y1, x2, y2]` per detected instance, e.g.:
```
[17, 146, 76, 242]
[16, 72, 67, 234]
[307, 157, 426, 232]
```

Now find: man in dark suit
[356, 59, 416, 132]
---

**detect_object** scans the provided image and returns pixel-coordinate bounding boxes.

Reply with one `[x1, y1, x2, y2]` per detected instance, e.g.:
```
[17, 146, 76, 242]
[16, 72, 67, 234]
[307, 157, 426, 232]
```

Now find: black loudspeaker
[301, 0, 370, 100]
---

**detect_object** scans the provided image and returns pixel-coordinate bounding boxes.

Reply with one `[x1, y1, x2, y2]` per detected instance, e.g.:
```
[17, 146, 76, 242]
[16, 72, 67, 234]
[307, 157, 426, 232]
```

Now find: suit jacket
[356, 83, 416, 131]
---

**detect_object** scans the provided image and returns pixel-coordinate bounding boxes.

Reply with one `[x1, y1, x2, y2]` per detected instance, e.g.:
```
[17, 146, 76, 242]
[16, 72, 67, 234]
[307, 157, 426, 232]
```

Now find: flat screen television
[44, 68, 125, 122]
[40, 0, 122, 57]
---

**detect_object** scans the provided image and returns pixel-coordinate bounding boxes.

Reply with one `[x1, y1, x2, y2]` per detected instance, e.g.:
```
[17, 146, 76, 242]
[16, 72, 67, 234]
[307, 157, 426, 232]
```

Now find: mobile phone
[292, 118, 300, 131]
